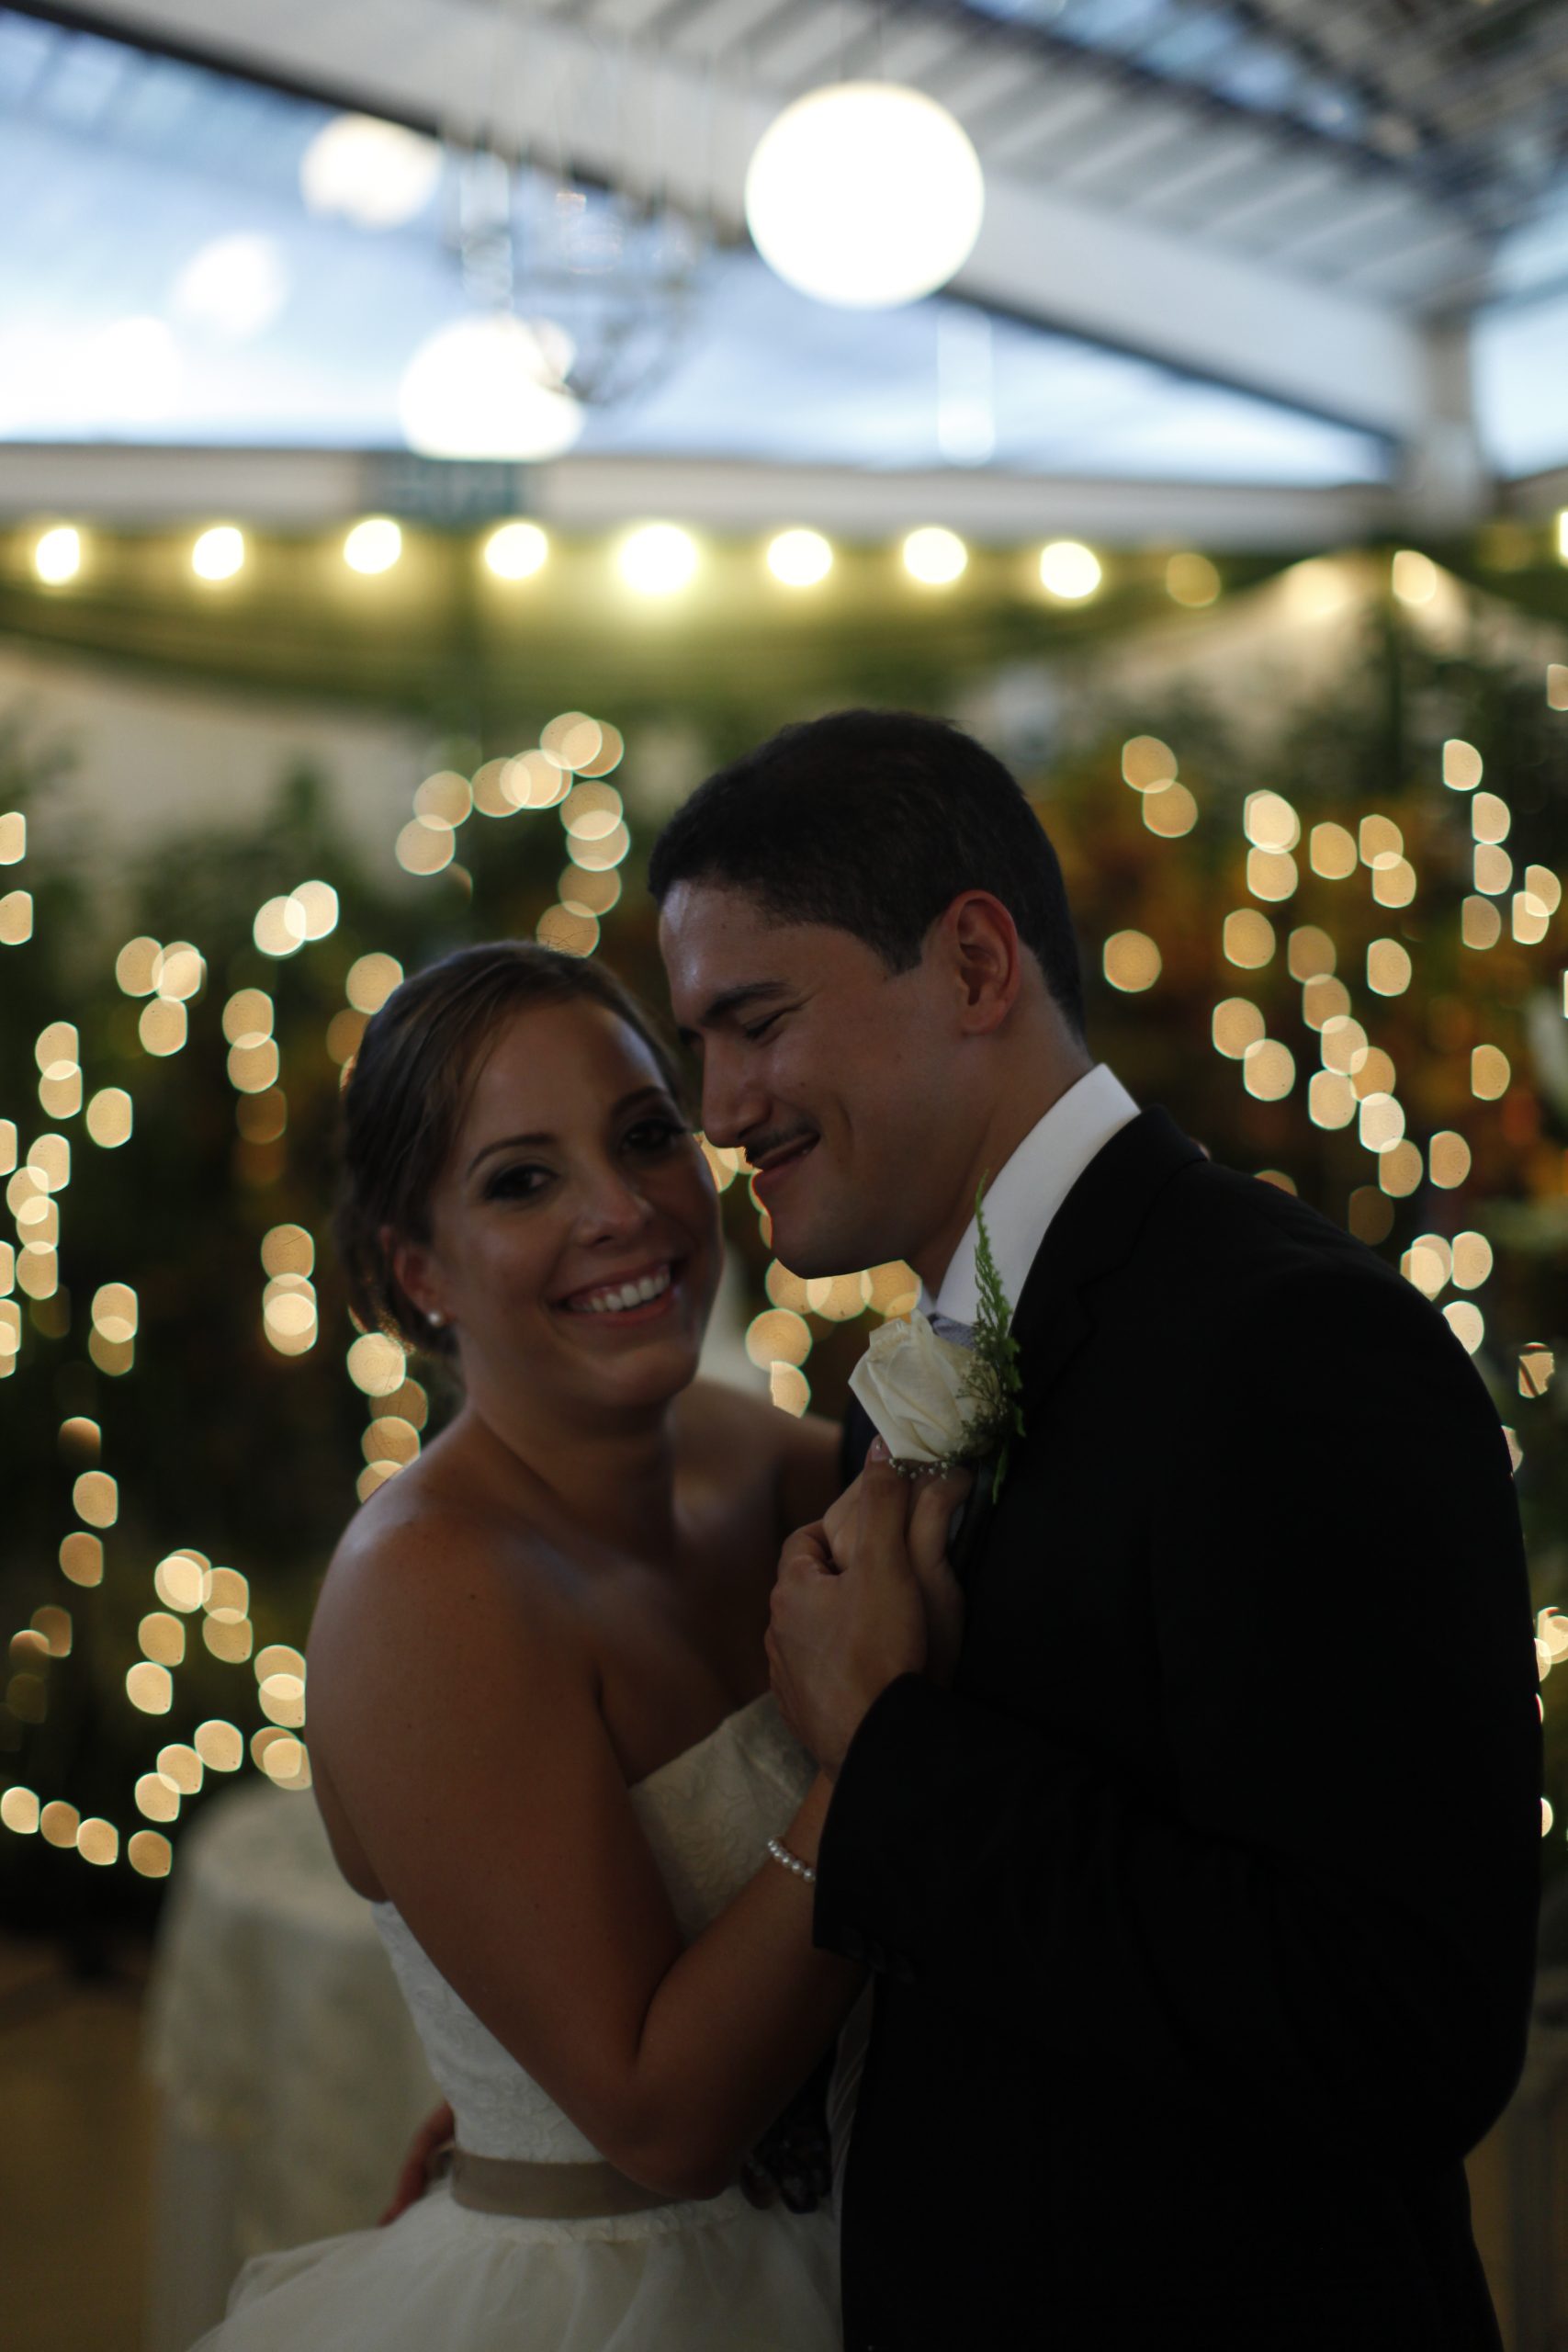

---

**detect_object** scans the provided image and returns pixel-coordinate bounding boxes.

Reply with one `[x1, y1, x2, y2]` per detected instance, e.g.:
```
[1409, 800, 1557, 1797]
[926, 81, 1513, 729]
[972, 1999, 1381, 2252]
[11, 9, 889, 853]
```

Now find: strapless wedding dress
[193, 1693, 846, 2351]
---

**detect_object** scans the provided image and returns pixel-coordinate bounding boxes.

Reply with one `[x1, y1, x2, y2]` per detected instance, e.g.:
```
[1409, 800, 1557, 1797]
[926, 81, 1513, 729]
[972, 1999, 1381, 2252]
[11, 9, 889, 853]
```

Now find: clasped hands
[765, 1442, 971, 1781]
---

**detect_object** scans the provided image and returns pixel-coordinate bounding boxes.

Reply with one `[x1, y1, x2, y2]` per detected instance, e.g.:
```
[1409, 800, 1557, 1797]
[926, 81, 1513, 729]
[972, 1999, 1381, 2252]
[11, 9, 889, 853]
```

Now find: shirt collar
[922, 1064, 1139, 1330]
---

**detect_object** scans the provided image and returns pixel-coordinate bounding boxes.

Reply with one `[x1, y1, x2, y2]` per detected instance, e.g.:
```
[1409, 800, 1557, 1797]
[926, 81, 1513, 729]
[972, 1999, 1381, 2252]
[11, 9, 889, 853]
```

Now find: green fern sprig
[959, 1180, 1026, 1498]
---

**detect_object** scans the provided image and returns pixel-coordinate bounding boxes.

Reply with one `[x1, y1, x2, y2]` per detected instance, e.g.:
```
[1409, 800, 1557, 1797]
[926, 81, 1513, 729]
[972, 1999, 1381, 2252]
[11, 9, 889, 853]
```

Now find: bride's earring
[426, 1309, 448, 1330]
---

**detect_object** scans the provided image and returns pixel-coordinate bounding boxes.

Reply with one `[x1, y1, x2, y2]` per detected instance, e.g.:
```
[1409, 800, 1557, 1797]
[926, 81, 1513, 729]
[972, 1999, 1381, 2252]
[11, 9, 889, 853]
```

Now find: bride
[197, 941, 964, 2351]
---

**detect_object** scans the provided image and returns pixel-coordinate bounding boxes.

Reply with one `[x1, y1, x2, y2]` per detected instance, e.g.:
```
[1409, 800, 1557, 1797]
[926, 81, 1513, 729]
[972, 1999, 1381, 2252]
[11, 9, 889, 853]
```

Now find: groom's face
[660, 881, 959, 1280]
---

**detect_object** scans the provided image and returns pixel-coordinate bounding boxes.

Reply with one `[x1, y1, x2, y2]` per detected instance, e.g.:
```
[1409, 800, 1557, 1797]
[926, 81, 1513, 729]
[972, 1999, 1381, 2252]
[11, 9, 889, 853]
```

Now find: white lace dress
[193, 1693, 845, 2352]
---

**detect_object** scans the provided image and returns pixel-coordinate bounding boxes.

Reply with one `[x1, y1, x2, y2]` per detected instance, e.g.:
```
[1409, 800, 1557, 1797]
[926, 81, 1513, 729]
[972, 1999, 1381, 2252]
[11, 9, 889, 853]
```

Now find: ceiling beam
[0, 440, 1402, 547]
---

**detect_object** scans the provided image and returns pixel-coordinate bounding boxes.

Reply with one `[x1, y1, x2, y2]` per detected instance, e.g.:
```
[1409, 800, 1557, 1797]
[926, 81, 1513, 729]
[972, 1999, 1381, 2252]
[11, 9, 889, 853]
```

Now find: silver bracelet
[765, 1834, 817, 1885]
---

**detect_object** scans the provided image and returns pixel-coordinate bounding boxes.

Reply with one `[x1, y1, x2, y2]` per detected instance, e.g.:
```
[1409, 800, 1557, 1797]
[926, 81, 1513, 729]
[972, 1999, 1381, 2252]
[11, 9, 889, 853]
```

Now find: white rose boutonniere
[848, 1310, 974, 1465]
[847, 1188, 1025, 1498]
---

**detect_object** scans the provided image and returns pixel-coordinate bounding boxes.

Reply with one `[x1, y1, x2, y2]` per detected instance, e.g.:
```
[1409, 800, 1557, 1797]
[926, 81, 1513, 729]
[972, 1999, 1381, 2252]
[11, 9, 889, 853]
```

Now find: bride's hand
[379, 2099, 455, 2226]
[824, 1447, 971, 1690]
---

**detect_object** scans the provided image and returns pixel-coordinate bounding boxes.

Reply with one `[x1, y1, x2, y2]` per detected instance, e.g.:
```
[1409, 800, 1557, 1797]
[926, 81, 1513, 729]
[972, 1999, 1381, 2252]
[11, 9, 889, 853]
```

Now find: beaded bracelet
[765, 1835, 818, 1885]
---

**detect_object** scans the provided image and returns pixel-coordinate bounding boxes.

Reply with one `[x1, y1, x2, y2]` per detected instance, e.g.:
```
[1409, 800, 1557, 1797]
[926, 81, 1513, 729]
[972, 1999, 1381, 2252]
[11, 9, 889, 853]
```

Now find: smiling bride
[192, 941, 964, 2352]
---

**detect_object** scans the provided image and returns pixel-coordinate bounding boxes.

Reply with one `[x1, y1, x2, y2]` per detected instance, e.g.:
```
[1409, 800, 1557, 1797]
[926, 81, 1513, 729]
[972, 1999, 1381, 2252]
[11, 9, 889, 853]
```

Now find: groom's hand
[766, 1455, 970, 1778]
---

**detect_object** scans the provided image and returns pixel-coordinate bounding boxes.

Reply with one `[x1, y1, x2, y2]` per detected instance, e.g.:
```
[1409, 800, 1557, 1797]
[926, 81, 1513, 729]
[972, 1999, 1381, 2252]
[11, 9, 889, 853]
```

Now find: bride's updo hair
[336, 943, 684, 1357]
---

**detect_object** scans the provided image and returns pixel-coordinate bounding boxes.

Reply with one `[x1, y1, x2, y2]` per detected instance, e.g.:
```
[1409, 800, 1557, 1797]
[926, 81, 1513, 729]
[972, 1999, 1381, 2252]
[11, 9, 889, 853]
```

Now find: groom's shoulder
[1133, 1130, 1415, 1333]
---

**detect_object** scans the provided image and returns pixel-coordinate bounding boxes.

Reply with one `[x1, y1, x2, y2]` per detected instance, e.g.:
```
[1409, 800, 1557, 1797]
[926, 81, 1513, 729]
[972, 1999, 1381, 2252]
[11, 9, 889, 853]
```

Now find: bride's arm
[308, 1521, 863, 2203]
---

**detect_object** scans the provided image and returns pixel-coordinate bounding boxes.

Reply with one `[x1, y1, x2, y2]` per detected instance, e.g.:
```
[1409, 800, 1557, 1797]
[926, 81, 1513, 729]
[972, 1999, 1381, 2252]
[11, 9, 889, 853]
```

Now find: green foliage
[2, 566, 1566, 1928]
[961, 1188, 1025, 1498]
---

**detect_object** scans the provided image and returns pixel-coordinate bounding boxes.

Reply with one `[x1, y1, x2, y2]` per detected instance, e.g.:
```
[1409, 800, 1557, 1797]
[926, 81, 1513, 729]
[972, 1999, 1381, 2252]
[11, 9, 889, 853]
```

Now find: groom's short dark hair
[647, 708, 1085, 1038]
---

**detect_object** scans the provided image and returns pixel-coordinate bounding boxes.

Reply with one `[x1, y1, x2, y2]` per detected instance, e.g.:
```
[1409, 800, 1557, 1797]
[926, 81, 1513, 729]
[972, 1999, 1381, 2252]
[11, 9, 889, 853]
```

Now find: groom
[651, 708, 1541, 2351]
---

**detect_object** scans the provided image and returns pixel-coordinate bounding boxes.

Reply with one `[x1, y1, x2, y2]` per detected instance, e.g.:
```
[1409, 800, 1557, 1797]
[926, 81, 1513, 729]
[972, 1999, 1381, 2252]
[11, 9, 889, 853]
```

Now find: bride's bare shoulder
[309, 1460, 589, 1715]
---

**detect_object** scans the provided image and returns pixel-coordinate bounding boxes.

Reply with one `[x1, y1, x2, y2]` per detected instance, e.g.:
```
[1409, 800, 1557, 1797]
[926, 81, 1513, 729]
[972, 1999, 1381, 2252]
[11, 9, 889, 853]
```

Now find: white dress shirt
[922, 1063, 1140, 1332]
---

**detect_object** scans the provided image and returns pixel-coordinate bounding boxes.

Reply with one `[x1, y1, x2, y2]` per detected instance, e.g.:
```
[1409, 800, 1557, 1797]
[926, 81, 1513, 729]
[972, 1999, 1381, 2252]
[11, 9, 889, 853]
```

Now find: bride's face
[398, 999, 721, 1419]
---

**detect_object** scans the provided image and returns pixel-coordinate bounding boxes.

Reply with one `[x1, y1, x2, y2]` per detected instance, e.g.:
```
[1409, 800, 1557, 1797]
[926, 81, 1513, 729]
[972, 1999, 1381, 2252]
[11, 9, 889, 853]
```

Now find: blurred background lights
[1310, 821, 1358, 879]
[290, 880, 339, 939]
[1122, 736, 1177, 791]
[399, 315, 582, 461]
[542, 712, 604, 771]
[345, 954, 402, 1013]
[1429, 1131, 1472, 1189]
[1143, 781, 1197, 838]
[1244, 1039, 1295, 1101]
[1244, 791, 1301, 853]
[484, 522, 549, 580]
[415, 773, 472, 825]
[396, 818, 457, 875]
[346, 1332, 408, 1396]
[33, 527, 81, 584]
[1392, 548, 1438, 605]
[766, 529, 833, 587]
[343, 517, 402, 575]
[1166, 551, 1220, 607]
[1446, 1301, 1485, 1355]
[618, 524, 698, 596]
[254, 896, 306, 957]
[744, 83, 985, 309]
[902, 526, 966, 586]
[1224, 909, 1275, 967]
[1039, 540, 1102, 600]
[169, 232, 289, 342]
[299, 113, 442, 230]
[1444, 739, 1483, 790]
[1103, 931, 1161, 992]
[192, 526, 244, 582]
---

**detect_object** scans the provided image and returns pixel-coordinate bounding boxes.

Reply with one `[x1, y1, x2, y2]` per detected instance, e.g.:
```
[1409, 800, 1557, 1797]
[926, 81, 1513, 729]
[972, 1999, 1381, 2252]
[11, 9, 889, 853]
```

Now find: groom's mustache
[741, 1125, 819, 1172]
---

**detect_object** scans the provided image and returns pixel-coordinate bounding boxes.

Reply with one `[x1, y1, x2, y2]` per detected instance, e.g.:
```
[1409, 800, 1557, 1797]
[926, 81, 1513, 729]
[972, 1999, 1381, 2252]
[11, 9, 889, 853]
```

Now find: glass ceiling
[1, 3, 1545, 485]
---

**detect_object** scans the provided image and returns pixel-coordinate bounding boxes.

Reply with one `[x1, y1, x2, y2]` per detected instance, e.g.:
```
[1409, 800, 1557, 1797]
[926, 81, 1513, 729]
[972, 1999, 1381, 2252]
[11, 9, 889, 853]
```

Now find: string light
[191, 526, 245, 582]
[902, 527, 966, 586]
[484, 523, 548, 581]
[1038, 541, 1101, 601]
[617, 526, 697, 597]
[34, 527, 82, 585]
[767, 529, 833, 588]
[342, 517, 401, 575]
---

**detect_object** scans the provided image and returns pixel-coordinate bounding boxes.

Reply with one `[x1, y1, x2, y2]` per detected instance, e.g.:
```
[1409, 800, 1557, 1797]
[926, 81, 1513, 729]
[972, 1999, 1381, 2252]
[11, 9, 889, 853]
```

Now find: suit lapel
[998, 1104, 1205, 1447]
[841, 1109, 1201, 1587]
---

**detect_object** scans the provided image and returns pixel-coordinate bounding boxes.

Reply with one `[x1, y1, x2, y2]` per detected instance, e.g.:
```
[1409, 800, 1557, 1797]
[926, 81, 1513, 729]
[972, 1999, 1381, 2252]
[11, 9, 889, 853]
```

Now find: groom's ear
[940, 893, 1023, 1037]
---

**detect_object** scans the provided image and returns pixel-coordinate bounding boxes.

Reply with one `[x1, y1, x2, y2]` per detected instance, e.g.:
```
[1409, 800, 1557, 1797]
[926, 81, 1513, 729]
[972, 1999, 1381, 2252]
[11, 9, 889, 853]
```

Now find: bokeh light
[192, 526, 245, 582]
[343, 517, 401, 575]
[484, 522, 548, 580]
[901, 527, 966, 586]
[618, 525, 698, 596]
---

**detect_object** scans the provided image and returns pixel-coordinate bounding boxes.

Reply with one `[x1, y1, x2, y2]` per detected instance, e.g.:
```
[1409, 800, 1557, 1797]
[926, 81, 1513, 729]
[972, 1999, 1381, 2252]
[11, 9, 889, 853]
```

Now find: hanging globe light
[398, 314, 584, 462]
[744, 84, 985, 309]
[301, 114, 443, 230]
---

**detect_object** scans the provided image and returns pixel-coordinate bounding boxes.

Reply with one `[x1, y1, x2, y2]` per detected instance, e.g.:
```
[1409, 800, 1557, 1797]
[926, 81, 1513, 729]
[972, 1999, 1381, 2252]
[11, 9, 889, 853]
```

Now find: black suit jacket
[815, 1106, 1540, 2351]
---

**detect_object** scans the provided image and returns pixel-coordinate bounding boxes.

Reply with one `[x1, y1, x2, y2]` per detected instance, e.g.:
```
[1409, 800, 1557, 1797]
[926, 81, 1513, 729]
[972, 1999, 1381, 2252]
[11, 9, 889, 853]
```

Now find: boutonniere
[847, 1186, 1025, 1500]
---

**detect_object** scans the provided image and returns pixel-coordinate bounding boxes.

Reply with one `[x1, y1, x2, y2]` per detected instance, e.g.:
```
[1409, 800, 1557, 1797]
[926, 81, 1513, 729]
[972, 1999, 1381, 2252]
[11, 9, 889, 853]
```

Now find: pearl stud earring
[427, 1309, 447, 1330]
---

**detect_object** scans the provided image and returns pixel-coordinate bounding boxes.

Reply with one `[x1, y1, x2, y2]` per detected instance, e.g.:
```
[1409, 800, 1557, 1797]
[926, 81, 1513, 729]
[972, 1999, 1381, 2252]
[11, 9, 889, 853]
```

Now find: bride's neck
[454, 1379, 681, 1560]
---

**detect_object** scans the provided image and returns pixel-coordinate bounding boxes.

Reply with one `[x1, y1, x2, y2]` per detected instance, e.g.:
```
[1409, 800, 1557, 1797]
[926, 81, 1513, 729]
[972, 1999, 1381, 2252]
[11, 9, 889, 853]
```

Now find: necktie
[927, 1310, 975, 1349]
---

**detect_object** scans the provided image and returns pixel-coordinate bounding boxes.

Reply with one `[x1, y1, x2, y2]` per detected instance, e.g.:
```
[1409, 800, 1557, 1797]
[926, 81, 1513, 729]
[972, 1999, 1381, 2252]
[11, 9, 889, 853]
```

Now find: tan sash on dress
[446, 2146, 683, 2220]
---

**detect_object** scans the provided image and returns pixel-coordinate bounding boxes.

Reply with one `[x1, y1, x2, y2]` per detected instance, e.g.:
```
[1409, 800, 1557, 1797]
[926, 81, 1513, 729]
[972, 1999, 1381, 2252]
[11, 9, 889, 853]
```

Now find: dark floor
[0, 1934, 157, 2352]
